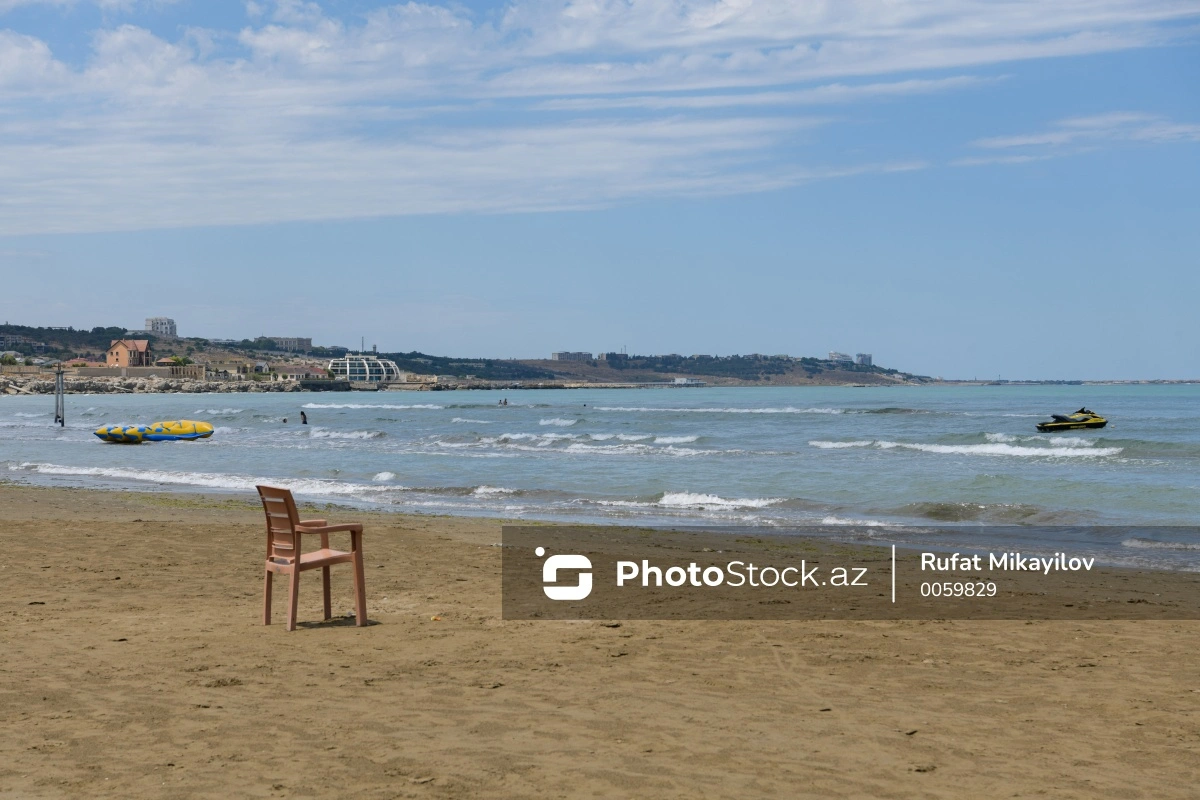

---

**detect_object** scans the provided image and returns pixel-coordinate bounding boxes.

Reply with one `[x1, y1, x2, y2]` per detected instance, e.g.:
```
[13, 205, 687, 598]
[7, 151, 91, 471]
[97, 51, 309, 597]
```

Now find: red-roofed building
[107, 339, 151, 367]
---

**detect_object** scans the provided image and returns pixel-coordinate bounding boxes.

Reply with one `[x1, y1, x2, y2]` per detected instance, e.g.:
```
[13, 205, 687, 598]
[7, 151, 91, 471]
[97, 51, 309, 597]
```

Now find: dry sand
[1, 485, 1198, 799]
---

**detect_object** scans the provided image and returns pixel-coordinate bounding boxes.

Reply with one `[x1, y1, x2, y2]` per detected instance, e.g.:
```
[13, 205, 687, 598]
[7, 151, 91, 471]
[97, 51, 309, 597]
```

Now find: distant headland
[1, 320, 931, 395]
[6, 320, 1195, 397]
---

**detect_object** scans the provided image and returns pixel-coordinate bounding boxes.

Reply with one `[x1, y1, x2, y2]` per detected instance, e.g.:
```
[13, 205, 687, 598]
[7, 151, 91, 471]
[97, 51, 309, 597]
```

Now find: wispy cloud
[975, 112, 1200, 149]
[0, 1, 1198, 234]
[0, 0, 178, 12]
[534, 75, 1005, 111]
[956, 111, 1200, 164]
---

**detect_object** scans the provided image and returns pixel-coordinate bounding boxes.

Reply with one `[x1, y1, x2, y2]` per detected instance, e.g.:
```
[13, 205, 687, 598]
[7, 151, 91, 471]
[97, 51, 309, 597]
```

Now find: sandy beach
[2, 485, 1198, 799]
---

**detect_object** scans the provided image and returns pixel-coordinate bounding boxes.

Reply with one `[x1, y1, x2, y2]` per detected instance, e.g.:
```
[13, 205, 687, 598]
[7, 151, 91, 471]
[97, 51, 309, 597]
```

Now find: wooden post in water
[53, 367, 64, 427]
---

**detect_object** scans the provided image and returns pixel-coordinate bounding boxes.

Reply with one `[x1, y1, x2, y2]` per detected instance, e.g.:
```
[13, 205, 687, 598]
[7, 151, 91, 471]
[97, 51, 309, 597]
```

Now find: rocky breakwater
[2, 375, 304, 395]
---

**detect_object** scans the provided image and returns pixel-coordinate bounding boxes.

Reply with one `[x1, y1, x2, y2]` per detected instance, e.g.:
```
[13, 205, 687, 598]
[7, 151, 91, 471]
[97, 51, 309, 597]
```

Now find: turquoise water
[3, 385, 1199, 569]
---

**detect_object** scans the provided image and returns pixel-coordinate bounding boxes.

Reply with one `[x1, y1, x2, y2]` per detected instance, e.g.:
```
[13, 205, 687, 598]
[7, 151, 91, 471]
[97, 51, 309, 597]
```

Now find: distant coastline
[4, 374, 1198, 396]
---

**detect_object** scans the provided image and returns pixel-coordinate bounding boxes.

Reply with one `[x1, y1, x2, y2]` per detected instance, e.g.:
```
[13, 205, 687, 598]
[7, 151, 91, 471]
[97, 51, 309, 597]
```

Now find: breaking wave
[809, 440, 1122, 458]
[658, 492, 781, 509]
[9, 462, 407, 496]
[808, 440, 873, 449]
[302, 403, 443, 410]
[435, 432, 713, 457]
[308, 428, 386, 440]
[596, 492, 783, 510]
[820, 515, 893, 527]
[1122, 537, 1200, 551]
[539, 417, 579, 426]
[588, 433, 652, 441]
[596, 406, 844, 415]
[985, 433, 1097, 447]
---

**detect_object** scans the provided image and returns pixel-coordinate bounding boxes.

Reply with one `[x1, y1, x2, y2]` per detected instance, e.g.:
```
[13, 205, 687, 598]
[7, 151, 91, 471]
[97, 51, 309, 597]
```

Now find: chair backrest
[257, 485, 300, 562]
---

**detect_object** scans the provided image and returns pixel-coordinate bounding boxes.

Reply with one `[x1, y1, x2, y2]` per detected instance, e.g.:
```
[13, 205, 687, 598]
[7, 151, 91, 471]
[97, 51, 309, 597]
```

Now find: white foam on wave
[563, 442, 707, 457]
[302, 403, 443, 410]
[596, 406, 842, 415]
[902, 442, 1120, 458]
[12, 462, 409, 495]
[986, 433, 1097, 447]
[658, 492, 782, 509]
[195, 408, 243, 415]
[474, 485, 516, 496]
[452, 417, 491, 424]
[820, 515, 892, 527]
[486, 433, 580, 445]
[539, 417, 579, 426]
[655, 435, 699, 444]
[373, 471, 397, 482]
[1122, 537, 1200, 551]
[809, 440, 1121, 458]
[589, 433, 653, 441]
[13, 412, 46, 418]
[808, 440, 873, 449]
[309, 427, 386, 440]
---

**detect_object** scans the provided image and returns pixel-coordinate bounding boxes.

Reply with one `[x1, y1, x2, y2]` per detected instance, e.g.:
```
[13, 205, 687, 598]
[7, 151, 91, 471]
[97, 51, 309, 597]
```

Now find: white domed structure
[327, 354, 404, 382]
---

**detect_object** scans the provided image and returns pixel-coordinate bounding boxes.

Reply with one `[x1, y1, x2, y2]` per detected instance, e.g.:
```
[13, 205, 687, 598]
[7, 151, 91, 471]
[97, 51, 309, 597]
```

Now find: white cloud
[0, 1, 1197, 233]
[966, 112, 1200, 156]
[534, 75, 1005, 111]
[0, 0, 178, 12]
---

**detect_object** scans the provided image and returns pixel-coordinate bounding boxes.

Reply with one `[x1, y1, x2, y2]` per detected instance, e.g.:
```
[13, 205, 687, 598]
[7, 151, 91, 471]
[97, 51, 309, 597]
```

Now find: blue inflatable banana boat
[95, 419, 215, 443]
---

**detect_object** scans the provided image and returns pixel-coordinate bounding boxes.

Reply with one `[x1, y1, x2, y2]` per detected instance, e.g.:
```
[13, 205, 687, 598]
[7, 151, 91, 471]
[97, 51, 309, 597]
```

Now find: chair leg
[287, 568, 301, 632]
[322, 566, 332, 621]
[263, 568, 273, 625]
[352, 533, 367, 627]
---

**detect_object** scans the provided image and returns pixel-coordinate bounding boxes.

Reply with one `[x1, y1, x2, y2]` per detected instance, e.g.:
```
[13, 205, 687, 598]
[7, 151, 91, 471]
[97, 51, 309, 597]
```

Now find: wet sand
[1, 486, 1198, 798]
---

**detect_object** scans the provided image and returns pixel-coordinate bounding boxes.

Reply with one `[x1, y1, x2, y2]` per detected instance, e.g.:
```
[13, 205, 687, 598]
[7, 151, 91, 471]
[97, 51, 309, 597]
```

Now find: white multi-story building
[327, 354, 405, 382]
[145, 317, 177, 337]
[828, 351, 854, 364]
[551, 351, 593, 361]
[257, 336, 313, 352]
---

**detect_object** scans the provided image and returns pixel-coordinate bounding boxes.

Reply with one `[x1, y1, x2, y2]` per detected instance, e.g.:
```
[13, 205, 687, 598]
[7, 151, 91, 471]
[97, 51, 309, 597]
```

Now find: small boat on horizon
[1035, 408, 1107, 432]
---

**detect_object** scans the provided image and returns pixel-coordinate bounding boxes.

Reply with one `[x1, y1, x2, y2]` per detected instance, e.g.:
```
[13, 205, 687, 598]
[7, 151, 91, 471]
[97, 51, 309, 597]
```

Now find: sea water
[3, 385, 1198, 570]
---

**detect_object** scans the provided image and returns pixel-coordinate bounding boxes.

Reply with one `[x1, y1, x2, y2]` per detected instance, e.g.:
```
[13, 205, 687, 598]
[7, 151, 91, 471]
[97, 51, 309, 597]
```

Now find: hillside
[1, 323, 927, 385]
[518, 355, 928, 386]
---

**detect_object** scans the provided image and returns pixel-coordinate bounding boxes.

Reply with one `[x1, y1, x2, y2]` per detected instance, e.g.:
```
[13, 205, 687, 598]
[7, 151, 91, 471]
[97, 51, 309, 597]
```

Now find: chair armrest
[295, 523, 363, 534]
[298, 519, 327, 527]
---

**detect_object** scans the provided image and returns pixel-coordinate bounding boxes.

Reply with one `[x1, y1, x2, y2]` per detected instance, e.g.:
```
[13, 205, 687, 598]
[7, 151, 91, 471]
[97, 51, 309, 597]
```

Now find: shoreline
[6, 475, 1200, 573]
[2, 485, 1198, 797]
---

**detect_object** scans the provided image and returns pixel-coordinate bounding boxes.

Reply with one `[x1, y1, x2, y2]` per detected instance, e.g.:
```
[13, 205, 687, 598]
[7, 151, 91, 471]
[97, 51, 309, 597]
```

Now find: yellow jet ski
[1036, 408, 1107, 432]
[95, 420, 214, 443]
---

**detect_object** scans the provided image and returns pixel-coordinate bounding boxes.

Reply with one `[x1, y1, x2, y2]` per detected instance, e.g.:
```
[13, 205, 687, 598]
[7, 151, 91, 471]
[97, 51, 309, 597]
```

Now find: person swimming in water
[301, 411, 308, 425]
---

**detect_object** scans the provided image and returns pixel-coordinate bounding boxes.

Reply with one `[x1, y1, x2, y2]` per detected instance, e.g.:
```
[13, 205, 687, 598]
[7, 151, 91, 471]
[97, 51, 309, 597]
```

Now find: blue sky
[0, 1, 1197, 379]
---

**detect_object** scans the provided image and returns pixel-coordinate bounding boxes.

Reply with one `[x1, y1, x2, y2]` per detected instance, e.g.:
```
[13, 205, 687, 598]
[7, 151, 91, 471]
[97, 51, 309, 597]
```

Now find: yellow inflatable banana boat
[94, 420, 215, 443]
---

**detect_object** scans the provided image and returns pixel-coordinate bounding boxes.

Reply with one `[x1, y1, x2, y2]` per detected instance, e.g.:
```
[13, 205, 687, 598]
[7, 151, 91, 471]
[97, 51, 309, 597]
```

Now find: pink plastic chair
[257, 485, 367, 631]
